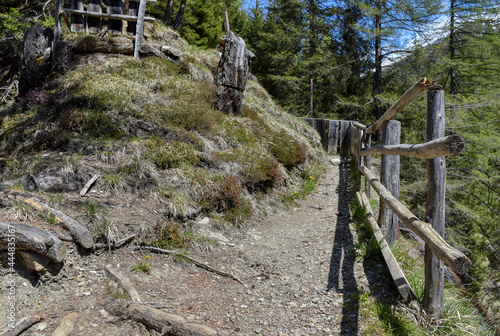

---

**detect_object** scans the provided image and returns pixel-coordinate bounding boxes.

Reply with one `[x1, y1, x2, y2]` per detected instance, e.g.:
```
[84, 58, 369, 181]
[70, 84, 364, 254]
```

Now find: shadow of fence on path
[327, 158, 359, 335]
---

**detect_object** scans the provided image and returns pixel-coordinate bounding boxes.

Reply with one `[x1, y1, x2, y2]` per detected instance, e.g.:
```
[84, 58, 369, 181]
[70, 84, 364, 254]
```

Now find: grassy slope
[0, 24, 326, 233]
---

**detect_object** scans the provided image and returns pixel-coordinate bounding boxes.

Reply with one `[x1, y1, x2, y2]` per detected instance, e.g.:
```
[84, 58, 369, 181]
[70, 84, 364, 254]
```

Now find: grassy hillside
[0, 24, 326, 241]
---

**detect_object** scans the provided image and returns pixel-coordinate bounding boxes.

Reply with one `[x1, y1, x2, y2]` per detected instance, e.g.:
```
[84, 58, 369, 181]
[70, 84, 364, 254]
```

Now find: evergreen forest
[1, 0, 499, 328]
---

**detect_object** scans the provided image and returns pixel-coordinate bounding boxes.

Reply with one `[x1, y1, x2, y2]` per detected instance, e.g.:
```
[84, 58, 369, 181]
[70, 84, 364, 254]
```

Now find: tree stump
[215, 31, 255, 116]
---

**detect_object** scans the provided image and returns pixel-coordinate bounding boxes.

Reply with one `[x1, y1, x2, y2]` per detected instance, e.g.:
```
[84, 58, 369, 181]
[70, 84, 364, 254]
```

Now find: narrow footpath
[156, 157, 397, 336]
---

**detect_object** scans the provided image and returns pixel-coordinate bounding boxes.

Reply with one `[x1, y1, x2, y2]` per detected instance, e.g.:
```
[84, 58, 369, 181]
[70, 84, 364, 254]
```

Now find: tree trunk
[171, 0, 186, 30]
[165, 0, 173, 25]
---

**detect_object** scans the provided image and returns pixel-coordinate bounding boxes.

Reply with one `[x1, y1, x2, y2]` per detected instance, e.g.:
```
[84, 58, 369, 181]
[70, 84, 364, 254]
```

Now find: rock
[29, 173, 83, 192]
[162, 45, 183, 59]
[197, 217, 210, 226]
[19, 250, 51, 273]
[19, 27, 53, 96]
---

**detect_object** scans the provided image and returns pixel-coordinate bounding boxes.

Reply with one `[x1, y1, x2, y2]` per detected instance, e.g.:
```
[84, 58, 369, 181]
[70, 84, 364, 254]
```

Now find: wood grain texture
[360, 135, 465, 159]
[105, 264, 141, 302]
[366, 78, 430, 135]
[0, 222, 66, 263]
[423, 89, 446, 320]
[358, 192, 416, 302]
[359, 165, 471, 275]
[328, 120, 339, 154]
[378, 120, 401, 247]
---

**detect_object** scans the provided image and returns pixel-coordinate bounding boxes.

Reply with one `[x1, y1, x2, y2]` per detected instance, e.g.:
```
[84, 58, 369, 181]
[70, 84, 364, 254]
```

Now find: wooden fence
[302, 118, 357, 155]
[307, 78, 470, 321]
[53, 0, 156, 60]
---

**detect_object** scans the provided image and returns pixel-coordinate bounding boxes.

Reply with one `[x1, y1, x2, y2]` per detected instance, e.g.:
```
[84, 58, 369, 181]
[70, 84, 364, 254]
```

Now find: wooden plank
[359, 165, 471, 275]
[70, 0, 84, 32]
[423, 89, 446, 321]
[378, 120, 401, 247]
[366, 78, 432, 135]
[87, 0, 102, 34]
[315, 119, 327, 150]
[363, 133, 372, 197]
[328, 120, 339, 154]
[339, 121, 351, 156]
[360, 135, 465, 159]
[134, 0, 147, 58]
[80, 174, 100, 197]
[358, 192, 416, 302]
[63, 9, 155, 22]
[108, 0, 123, 34]
[127, 1, 139, 35]
[304, 118, 315, 127]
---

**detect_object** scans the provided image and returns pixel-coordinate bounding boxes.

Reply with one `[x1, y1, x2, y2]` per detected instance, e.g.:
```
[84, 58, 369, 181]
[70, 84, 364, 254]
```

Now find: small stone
[312, 297, 320, 304]
[82, 292, 91, 296]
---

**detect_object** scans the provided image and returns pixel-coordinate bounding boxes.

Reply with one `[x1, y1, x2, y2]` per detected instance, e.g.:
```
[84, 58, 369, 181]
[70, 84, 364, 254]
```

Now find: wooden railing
[307, 78, 470, 321]
[53, 0, 156, 61]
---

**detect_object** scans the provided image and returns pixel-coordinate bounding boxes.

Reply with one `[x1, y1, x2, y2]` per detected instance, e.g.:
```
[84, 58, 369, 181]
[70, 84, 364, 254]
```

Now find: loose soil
[0, 157, 398, 336]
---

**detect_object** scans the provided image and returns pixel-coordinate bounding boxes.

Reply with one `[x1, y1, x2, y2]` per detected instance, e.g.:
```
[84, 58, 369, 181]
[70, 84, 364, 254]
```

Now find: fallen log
[20, 197, 93, 249]
[359, 165, 471, 275]
[107, 301, 220, 336]
[0, 222, 66, 263]
[105, 264, 141, 303]
[357, 192, 416, 302]
[0, 315, 43, 336]
[51, 312, 78, 336]
[360, 135, 465, 159]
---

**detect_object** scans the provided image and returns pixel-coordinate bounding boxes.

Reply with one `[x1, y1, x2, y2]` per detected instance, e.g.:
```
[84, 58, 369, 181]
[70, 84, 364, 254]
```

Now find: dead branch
[0, 315, 43, 336]
[105, 264, 141, 303]
[129, 246, 243, 284]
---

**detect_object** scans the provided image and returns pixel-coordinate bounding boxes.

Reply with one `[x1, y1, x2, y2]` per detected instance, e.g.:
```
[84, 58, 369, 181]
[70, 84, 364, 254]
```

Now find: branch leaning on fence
[360, 134, 465, 159]
[365, 78, 439, 135]
[359, 165, 471, 275]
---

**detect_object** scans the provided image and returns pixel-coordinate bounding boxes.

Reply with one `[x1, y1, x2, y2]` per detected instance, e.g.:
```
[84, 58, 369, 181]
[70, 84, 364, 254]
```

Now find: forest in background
[1, 0, 499, 319]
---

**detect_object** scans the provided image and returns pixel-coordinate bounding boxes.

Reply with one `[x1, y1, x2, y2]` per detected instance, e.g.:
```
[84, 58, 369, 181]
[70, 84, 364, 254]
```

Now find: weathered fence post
[363, 133, 371, 197]
[423, 89, 446, 321]
[315, 119, 327, 150]
[127, 0, 139, 35]
[88, 0, 102, 33]
[70, 0, 84, 32]
[108, 0, 124, 34]
[378, 120, 401, 246]
[328, 120, 339, 154]
[339, 121, 351, 156]
[134, 0, 147, 58]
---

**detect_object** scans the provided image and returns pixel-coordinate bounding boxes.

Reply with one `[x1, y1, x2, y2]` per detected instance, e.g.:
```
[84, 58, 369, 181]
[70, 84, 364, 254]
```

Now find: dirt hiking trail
[0, 157, 397, 336]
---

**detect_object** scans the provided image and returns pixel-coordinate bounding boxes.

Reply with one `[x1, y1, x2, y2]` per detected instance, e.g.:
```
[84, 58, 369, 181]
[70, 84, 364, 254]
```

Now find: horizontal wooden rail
[359, 165, 471, 275]
[352, 122, 367, 130]
[63, 9, 155, 22]
[360, 134, 465, 159]
[366, 78, 438, 135]
[357, 191, 416, 302]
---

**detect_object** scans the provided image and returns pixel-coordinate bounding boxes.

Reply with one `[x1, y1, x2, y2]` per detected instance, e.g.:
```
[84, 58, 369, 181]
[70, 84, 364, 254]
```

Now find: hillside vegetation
[0, 24, 326, 244]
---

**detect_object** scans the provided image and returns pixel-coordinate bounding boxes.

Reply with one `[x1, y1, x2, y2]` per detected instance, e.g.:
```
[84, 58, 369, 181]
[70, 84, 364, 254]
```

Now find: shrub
[144, 137, 199, 169]
[154, 222, 190, 249]
[268, 131, 307, 169]
[196, 173, 252, 224]
[243, 154, 282, 192]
